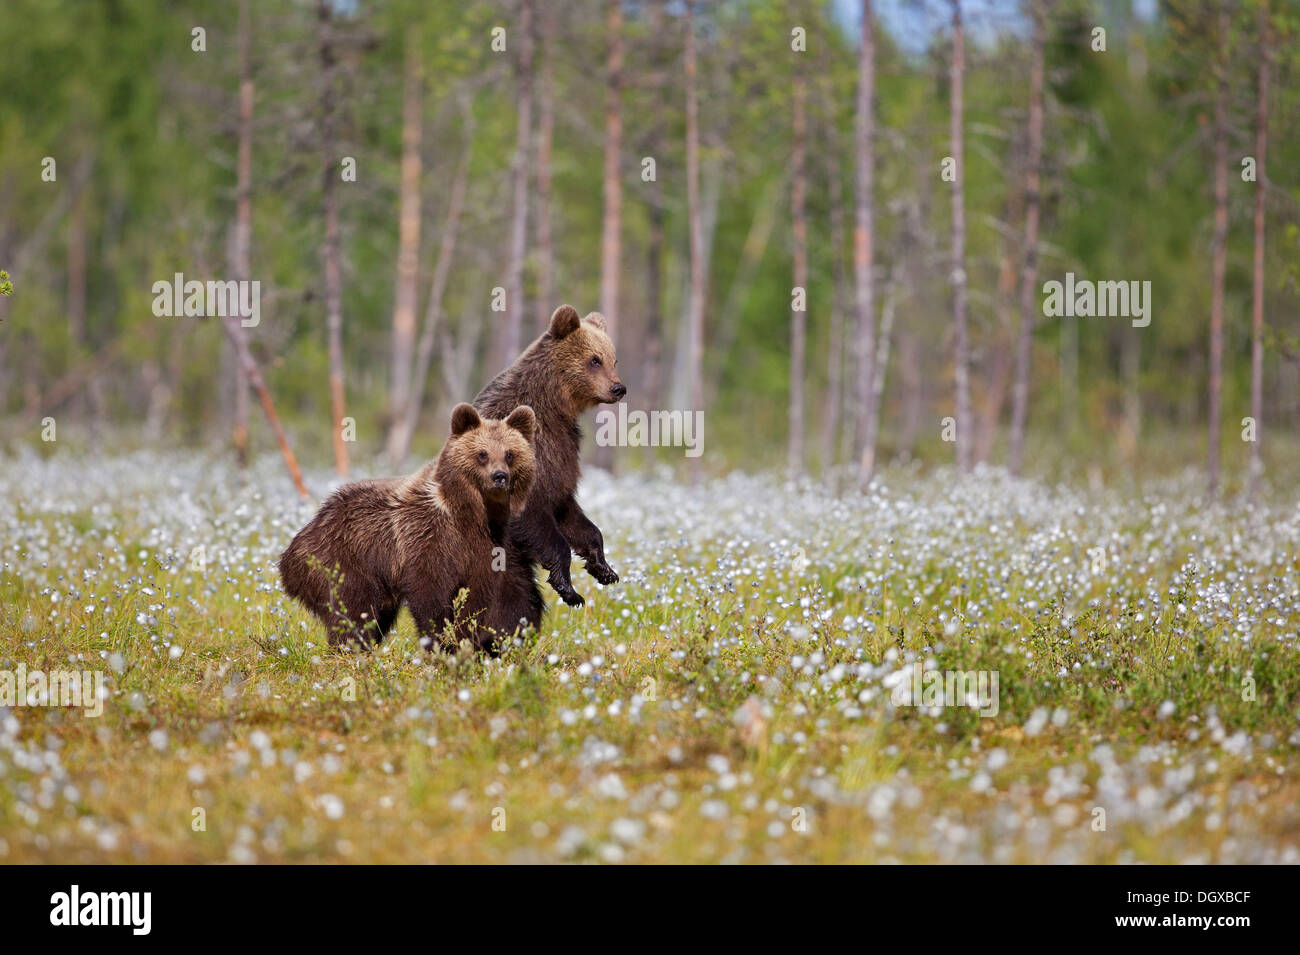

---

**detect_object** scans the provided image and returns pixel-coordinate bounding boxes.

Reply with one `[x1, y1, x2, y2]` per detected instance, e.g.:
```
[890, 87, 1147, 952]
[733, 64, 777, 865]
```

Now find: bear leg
[322, 577, 398, 649]
[485, 542, 544, 641]
[406, 593, 456, 652]
[556, 497, 618, 586]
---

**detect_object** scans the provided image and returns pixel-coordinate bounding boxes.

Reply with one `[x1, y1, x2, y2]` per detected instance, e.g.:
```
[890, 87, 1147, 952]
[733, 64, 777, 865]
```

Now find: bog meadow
[1, 0, 1298, 865]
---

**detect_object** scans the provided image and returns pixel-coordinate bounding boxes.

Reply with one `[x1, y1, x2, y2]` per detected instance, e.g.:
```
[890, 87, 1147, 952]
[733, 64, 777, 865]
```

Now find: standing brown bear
[476, 305, 625, 633]
[278, 403, 536, 651]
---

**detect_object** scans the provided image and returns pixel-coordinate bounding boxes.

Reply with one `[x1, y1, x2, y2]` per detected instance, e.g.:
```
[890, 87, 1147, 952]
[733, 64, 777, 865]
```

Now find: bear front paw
[587, 561, 619, 586]
[558, 586, 586, 608]
[549, 573, 586, 607]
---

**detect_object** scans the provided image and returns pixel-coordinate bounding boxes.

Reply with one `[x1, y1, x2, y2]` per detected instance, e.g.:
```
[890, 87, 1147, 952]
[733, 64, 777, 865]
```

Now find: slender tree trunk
[142, 360, 167, 441]
[1249, 2, 1271, 498]
[86, 365, 105, 451]
[853, 0, 879, 485]
[1060, 315, 1077, 436]
[594, 1, 624, 471]
[693, 142, 724, 403]
[1009, 0, 1045, 476]
[899, 323, 922, 458]
[21, 331, 40, 420]
[386, 34, 423, 466]
[821, 86, 846, 479]
[392, 121, 474, 465]
[1207, 7, 1229, 496]
[166, 328, 184, 434]
[220, 313, 310, 499]
[642, 0, 667, 469]
[974, 235, 1015, 466]
[870, 273, 898, 437]
[67, 195, 86, 359]
[68, 190, 101, 443]
[230, 0, 254, 470]
[66, 191, 87, 425]
[196, 245, 308, 499]
[789, 67, 808, 476]
[707, 173, 785, 407]
[976, 329, 1013, 464]
[535, 3, 555, 326]
[644, 189, 664, 464]
[501, 0, 534, 369]
[684, 0, 706, 448]
[442, 291, 488, 408]
[1121, 325, 1140, 459]
[319, 0, 349, 478]
[600, 1, 623, 339]
[950, 0, 972, 473]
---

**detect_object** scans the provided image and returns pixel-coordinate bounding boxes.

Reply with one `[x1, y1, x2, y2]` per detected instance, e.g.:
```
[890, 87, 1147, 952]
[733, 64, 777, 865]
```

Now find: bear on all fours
[279, 403, 536, 651]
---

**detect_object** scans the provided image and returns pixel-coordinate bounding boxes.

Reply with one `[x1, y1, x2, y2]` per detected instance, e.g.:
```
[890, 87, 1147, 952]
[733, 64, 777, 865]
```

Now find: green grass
[0, 451, 1297, 863]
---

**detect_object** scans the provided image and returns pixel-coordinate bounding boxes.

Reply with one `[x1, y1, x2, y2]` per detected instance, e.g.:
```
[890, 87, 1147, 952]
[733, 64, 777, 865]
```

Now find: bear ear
[548, 305, 581, 340]
[449, 403, 481, 437]
[505, 405, 536, 443]
[583, 311, 608, 332]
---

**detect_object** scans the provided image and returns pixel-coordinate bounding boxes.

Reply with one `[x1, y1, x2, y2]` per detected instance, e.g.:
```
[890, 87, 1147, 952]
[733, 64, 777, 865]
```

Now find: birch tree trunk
[853, 0, 879, 485]
[950, 0, 972, 473]
[319, 0, 348, 479]
[1249, 2, 1271, 498]
[600, 1, 623, 340]
[230, 0, 253, 471]
[1207, 6, 1229, 496]
[385, 34, 423, 466]
[535, 3, 555, 326]
[501, 0, 534, 369]
[788, 65, 807, 477]
[642, 0, 667, 468]
[595, 1, 624, 472]
[67, 191, 87, 428]
[821, 83, 847, 479]
[684, 0, 706, 456]
[391, 119, 474, 465]
[1008, 0, 1045, 476]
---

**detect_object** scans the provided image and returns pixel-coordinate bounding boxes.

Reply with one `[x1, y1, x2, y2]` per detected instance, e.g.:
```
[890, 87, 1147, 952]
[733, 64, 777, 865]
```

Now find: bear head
[440, 403, 536, 514]
[544, 304, 627, 412]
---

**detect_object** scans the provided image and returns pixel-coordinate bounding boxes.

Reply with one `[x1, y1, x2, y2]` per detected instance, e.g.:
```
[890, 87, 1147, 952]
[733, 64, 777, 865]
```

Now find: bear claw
[587, 562, 619, 586]
[550, 576, 586, 607]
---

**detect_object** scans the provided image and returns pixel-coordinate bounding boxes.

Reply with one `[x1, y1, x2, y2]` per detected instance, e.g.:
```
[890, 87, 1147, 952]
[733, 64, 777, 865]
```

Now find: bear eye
[590, 355, 602, 368]
[505, 451, 515, 466]
[477, 450, 488, 465]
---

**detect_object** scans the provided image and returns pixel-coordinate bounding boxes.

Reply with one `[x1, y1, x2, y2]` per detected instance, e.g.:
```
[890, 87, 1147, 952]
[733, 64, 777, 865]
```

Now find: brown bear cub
[475, 304, 625, 632]
[278, 403, 536, 652]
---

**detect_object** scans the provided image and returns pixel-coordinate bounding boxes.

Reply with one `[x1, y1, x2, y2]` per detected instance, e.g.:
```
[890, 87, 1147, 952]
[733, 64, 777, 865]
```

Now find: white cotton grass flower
[3, 452, 1298, 864]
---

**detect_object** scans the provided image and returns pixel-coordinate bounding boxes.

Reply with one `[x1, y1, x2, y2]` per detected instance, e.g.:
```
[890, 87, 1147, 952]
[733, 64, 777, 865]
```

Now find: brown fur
[278, 404, 536, 652]
[475, 305, 625, 626]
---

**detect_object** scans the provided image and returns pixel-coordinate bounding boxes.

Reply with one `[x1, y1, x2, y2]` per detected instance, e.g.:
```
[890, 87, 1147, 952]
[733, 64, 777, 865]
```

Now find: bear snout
[610, 382, 627, 401]
[491, 470, 509, 488]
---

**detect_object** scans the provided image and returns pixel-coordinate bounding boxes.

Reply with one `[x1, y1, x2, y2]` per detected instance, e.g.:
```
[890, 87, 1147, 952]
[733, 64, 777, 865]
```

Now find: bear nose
[610, 382, 627, 400]
[491, 470, 509, 488]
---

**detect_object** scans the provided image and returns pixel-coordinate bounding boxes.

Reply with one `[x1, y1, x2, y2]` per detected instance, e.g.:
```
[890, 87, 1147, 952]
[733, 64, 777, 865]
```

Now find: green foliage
[0, 0, 1297, 479]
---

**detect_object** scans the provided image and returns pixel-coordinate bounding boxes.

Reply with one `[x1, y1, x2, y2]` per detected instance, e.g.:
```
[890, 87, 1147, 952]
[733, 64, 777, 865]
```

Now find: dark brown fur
[278, 404, 536, 652]
[475, 305, 625, 629]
